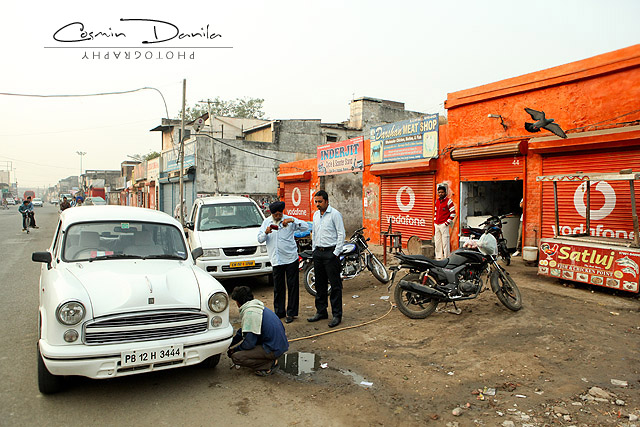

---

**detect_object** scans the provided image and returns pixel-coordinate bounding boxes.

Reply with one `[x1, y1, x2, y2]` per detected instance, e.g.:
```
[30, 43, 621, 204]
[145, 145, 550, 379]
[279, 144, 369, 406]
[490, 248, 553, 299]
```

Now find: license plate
[230, 260, 255, 268]
[121, 344, 184, 367]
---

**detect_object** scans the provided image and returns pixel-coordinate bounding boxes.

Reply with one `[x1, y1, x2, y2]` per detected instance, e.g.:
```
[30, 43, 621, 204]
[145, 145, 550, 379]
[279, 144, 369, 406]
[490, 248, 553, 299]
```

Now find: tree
[127, 151, 161, 162]
[179, 97, 266, 121]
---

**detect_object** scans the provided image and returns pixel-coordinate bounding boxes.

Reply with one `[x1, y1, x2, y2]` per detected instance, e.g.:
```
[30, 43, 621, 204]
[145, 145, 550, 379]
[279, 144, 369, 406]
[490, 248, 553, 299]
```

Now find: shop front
[371, 160, 436, 247]
[452, 141, 527, 249]
[530, 127, 640, 293]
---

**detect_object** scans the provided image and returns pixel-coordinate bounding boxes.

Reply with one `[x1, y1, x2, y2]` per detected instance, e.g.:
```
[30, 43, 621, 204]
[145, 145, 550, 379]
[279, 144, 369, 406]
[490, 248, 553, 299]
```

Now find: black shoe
[307, 313, 328, 322]
[328, 317, 341, 328]
[285, 316, 294, 324]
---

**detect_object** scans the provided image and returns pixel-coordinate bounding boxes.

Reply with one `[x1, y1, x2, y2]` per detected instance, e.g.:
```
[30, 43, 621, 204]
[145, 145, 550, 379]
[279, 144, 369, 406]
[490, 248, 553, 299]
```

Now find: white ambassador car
[32, 206, 233, 394]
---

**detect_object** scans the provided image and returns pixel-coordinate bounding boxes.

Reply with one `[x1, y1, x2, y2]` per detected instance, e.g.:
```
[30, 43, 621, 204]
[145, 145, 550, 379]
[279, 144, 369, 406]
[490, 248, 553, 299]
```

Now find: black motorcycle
[389, 247, 522, 319]
[299, 227, 390, 296]
[461, 213, 512, 265]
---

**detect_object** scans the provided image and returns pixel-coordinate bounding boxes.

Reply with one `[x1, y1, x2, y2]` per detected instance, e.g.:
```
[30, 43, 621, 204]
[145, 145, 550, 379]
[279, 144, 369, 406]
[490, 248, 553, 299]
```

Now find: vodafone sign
[284, 181, 311, 221]
[380, 176, 435, 244]
[573, 181, 616, 221]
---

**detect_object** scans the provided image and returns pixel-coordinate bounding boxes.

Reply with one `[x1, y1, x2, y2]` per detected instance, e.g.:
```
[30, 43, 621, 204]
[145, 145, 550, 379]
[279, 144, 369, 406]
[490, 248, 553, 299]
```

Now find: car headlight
[203, 248, 220, 257]
[259, 245, 268, 253]
[56, 301, 86, 326]
[207, 292, 229, 313]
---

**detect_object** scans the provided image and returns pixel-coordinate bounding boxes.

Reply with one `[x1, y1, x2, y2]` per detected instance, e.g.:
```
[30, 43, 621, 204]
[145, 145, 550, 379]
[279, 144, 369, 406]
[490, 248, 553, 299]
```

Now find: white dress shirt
[257, 214, 309, 266]
[312, 205, 345, 256]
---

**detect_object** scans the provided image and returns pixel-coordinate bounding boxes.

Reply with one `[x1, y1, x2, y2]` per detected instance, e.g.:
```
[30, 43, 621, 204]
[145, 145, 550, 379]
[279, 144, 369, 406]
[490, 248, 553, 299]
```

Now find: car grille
[223, 246, 257, 256]
[221, 263, 263, 272]
[84, 310, 208, 344]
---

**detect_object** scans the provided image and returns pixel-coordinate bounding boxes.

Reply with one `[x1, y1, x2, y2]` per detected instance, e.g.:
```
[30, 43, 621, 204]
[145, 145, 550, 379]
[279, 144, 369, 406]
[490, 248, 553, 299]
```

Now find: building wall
[245, 126, 273, 142]
[443, 44, 640, 249]
[195, 136, 300, 198]
[273, 120, 323, 154]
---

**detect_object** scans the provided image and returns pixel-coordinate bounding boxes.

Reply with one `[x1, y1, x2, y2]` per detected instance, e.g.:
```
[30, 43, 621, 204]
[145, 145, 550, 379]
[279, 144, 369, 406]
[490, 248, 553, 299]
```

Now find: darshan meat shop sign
[317, 136, 364, 176]
[369, 114, 439, 164]
[537, 238, 639, 293]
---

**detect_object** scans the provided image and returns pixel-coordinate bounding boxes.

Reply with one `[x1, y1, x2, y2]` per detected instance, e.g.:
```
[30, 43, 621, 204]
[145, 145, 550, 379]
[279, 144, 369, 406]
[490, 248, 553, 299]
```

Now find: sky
[1, 0, 639, 190]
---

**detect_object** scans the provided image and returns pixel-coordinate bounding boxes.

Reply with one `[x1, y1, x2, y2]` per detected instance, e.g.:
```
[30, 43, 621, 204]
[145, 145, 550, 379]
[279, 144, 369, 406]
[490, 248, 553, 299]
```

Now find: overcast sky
[1, 0, 639, 189]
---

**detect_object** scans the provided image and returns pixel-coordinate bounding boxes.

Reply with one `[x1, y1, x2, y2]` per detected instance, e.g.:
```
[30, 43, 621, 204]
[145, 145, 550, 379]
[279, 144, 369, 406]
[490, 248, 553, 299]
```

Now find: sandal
[255, 360, 279, 376]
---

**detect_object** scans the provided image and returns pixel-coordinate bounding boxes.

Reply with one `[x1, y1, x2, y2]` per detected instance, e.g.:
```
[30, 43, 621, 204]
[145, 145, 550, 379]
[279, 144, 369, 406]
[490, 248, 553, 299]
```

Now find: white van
[186, 196, 271, 280]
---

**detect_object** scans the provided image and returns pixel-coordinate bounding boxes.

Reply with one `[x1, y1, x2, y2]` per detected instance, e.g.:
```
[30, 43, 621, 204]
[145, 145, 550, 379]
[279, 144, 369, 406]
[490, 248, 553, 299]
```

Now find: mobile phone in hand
[270, 224, 279, 230]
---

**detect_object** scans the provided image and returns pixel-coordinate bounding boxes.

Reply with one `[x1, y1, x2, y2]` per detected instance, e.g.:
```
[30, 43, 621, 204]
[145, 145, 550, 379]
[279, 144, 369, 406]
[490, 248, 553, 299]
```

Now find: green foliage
[127, 151, 161, 162]
[179, 97, 266, 121]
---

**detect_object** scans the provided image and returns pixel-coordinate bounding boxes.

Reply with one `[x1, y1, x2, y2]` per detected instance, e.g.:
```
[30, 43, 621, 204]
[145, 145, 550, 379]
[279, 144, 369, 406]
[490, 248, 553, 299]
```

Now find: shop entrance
[459, 180, 523, 249]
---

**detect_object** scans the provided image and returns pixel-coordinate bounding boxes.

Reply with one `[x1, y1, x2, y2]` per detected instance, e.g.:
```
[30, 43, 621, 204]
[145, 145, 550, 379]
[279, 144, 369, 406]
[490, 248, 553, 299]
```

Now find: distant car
[32, 198, 43, 207]
[6, 197, 15, 205]
[50, 199, 59, 205]
[85, 197, 107, 206]
[32, 206, 232, 394]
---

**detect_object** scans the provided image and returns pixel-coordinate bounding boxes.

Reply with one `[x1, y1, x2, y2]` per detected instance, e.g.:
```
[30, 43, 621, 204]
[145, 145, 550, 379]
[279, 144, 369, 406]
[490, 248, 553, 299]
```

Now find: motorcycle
[299, 227, 390, 296]
[461, 213, 513, 265]
[388, 243, 522, 319]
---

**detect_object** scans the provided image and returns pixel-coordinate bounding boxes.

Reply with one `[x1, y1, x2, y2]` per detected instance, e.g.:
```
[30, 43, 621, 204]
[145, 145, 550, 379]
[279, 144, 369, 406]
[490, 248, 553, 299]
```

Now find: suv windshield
[62, 221, 188, 262]
[197, 202, 263, 231]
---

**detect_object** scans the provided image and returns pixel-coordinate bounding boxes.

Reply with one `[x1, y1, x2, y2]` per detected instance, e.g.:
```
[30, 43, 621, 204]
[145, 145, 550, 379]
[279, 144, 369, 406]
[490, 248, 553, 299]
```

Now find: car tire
[37, 344, 64, 394]
[201, 353, 221, 368]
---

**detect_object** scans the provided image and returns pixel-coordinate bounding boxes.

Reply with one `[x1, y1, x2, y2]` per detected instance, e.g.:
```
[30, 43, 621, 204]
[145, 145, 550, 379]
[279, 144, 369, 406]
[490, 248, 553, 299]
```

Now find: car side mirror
[32, 251, 52, 269]
[185, 222, 194, 230]
[191, 247, 203, 261]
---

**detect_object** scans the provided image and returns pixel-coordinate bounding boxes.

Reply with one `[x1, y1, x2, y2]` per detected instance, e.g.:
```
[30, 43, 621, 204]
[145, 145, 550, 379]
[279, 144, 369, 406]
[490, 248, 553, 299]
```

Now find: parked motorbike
[299, 227, 390, 296]
[389, 246, 522, 319]
[461, 213, 513, 265]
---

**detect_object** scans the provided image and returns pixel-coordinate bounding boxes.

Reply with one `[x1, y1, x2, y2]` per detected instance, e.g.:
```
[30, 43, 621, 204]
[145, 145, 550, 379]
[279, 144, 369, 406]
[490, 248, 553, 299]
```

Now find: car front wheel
[37, 344, 64, 394]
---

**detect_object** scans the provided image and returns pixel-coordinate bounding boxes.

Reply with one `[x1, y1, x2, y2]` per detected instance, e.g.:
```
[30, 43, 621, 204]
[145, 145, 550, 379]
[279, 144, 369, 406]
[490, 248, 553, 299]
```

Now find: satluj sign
[537, 238, 640, 293]
[317, 136, 364, 176]
[369, 114, 439, 164]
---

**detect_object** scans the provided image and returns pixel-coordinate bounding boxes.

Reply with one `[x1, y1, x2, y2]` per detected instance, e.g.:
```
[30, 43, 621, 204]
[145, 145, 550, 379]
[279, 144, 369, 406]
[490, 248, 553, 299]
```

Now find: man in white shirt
[308, 190, 345, 328]
[258, 201, 309, 323]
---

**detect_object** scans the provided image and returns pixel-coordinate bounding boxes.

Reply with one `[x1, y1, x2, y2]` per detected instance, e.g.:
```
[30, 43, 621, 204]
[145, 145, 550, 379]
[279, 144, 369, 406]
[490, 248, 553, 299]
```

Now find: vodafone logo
[573, 181, 616, 221]
[291, 187, 301, 207]
[396, 186, 415, 212]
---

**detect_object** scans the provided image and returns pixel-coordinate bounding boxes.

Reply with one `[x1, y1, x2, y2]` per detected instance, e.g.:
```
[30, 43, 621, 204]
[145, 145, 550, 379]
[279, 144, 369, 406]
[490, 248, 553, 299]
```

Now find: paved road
[0, 205, 328, 426]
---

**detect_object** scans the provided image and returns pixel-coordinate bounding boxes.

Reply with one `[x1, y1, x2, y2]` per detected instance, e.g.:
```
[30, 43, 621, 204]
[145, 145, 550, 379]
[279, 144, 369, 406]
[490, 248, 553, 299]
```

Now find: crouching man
[227, 286, 289, 376]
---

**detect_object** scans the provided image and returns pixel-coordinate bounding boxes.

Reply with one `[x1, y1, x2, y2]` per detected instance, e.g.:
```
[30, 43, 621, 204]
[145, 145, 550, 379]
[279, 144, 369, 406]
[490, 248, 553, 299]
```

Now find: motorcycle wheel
[393, 273, 438, 319]
[368, 255, 390, 283]
[492, 269, 522, 311]
[303, 264, 331, 297]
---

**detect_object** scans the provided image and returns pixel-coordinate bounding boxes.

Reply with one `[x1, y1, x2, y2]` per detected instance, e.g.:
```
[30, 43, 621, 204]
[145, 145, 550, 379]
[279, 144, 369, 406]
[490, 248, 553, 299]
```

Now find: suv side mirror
[191, 247, 203, 261]
[32, 251, 52, 269]
[185, 221, 194, 230]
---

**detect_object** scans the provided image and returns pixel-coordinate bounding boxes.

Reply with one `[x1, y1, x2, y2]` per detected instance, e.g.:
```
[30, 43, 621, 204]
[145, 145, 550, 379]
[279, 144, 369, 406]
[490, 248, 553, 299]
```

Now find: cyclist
[18, 199, 32, 232]
[1, 198, 7, 210]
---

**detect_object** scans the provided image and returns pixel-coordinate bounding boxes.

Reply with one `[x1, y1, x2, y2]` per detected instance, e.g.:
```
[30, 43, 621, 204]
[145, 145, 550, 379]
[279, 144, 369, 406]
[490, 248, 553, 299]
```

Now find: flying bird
[524, 108, 567, 138]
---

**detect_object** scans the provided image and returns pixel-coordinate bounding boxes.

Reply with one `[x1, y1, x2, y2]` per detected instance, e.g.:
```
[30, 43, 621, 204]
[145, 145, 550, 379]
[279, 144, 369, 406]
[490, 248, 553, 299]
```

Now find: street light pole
[76, 151, 86, 193]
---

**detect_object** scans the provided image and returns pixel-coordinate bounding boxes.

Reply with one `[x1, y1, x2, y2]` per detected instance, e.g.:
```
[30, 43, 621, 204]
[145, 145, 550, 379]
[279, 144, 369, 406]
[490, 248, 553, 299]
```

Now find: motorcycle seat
[402, 254, 448, 267]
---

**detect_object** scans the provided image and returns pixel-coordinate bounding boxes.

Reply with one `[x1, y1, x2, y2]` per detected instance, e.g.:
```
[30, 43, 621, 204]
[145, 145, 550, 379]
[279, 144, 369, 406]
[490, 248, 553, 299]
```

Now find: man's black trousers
[272, 260, 299, 318]
[312, 249, 343, 318]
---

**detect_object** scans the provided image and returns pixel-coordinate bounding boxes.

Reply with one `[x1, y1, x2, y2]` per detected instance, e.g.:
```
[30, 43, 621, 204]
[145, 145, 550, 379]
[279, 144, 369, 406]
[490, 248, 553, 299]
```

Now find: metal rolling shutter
[459, 156, 525, 181]
[380, 174, 435, 246]
[283, 181, 311, 221]
[541, 148, 640, 239]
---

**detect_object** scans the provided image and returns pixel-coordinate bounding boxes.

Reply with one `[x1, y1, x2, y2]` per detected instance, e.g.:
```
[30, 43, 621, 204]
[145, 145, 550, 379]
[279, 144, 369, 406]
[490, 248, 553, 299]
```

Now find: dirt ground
[225, 252, 640, 426]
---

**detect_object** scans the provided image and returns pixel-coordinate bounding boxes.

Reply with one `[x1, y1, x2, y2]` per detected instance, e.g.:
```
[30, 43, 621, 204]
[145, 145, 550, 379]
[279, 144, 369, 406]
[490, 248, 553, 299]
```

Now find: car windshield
[197, 202, 263, 231]
[62, 221, 188, 262]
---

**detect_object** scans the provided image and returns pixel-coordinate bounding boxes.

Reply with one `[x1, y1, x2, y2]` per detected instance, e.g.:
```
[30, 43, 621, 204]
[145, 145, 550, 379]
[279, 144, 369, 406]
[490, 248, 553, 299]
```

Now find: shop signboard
[317, 136, 364, 176]
[163, 141, 196, 173]
[369, 114, 439, 164]
[538, 238, 639, 293]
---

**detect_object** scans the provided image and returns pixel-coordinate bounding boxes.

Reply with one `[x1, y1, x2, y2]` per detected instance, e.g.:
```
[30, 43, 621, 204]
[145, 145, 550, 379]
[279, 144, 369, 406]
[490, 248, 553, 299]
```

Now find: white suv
[33, 206, 233, 394]
[186, 196, 271, 280]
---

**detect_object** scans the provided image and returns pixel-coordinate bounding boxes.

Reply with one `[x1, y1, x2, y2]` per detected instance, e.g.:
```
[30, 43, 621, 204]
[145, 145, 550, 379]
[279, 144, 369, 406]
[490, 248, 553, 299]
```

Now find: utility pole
[76, 151, 86, 194]
[198, 98, 220, 195]
[179, 79, 186, 226]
